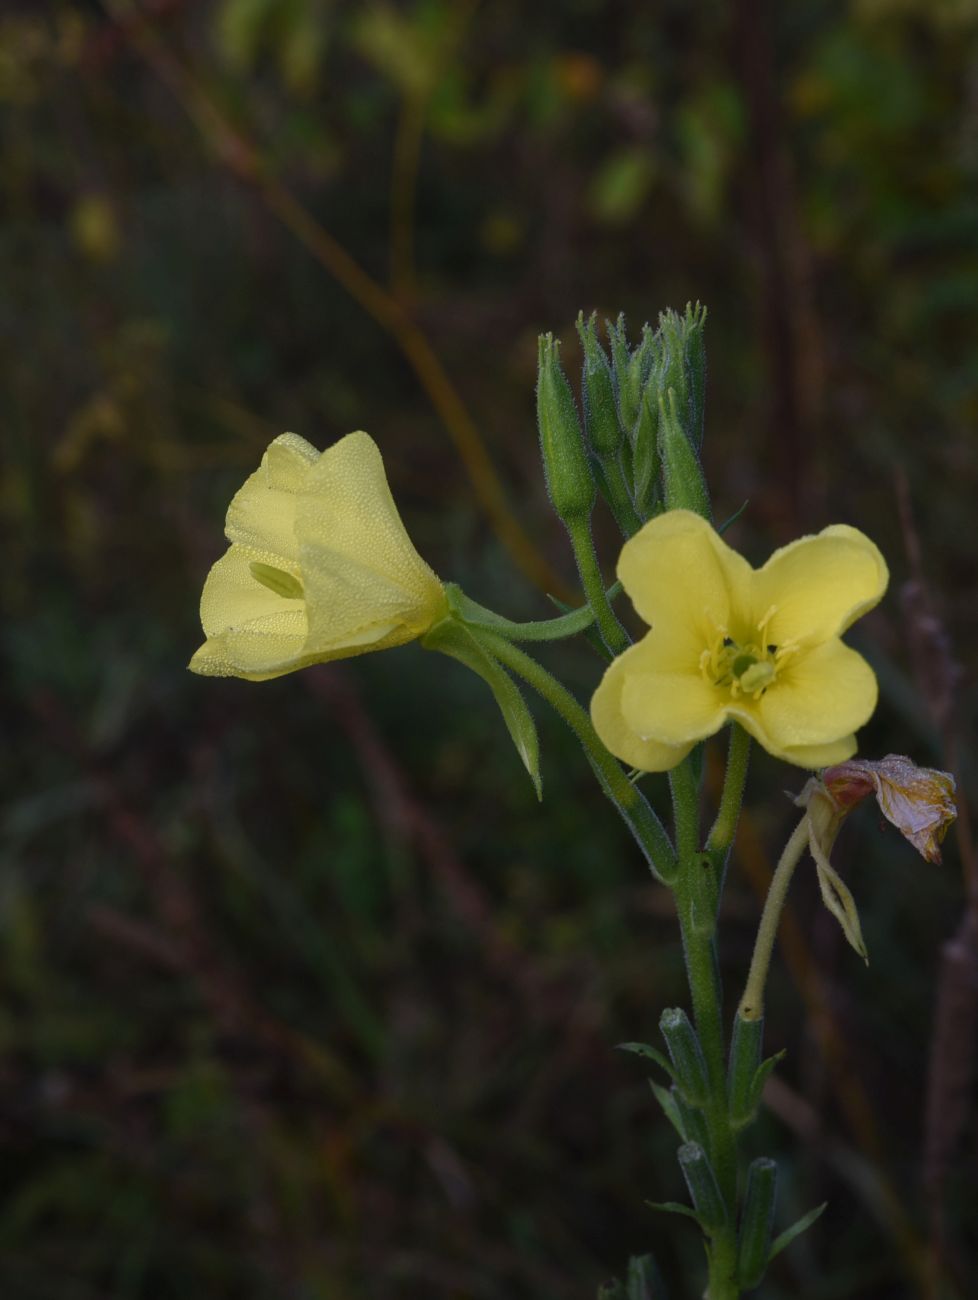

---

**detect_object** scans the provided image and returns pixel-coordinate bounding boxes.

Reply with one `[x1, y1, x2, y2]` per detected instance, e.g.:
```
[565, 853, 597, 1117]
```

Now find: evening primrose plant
[190, 305, 955, 1300]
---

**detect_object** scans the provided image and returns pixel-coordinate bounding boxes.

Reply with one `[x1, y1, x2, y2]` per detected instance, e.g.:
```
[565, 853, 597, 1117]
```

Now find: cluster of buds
[536, 305, 711, 537]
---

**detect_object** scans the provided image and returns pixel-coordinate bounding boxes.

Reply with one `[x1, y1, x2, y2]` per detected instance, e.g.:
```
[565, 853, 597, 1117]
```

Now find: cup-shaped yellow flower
[189, 430, 447, 681]
[591, 510, 888, 771]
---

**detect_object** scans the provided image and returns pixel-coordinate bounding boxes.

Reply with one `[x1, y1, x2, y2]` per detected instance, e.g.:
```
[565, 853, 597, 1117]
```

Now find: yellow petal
[188, 633, 305, 681]
[296, 430, 445, 653]
[619, 662, 727, 748]
[753, 524, 888, 646]
[780, 735, 858, 769]
[200, 544, 306, 640]
[757, 639, 878, 752]
[590, 644, 693, 771]
[224, 432, 320, 562]
[618, 510, 752, 653]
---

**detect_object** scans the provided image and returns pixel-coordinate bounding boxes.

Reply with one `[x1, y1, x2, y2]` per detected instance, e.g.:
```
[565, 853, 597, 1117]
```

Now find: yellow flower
[189, 430, 446, 681]
[591, 510, 888, 771]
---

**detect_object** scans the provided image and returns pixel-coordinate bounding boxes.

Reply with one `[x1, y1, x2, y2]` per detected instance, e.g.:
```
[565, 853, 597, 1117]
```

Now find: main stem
[670, 758, 740, 1300]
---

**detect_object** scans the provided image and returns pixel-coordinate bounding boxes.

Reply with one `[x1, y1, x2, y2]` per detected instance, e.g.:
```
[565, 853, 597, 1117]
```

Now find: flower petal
[780, 735, 858, 769]
[296, 430, 445, 652]
[224, 432, 319, 562]
[200, 544, 306, 640]
[757, 639, 878, 751]
[618, 510, 752, 654]
[591, 644, 693, 771]
[754, 524, 888, 646]
[620, 666, 727, 747]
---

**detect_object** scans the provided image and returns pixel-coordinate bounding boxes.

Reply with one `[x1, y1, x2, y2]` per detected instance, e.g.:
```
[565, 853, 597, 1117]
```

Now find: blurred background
[2, 1, 977, 1297]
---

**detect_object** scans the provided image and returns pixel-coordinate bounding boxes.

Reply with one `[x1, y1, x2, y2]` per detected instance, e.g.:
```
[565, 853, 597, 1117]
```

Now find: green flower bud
[727, 1013, 764, 1128]
[660, 1007, 709, 1107]
[577, 312, 622, 457]
[537, 333, 595, 523]
[607, 314, 653, 439]
[737, 1158, 778, 1289]
[657, 387, 711, 518]
[678, 1141, 728, 1236]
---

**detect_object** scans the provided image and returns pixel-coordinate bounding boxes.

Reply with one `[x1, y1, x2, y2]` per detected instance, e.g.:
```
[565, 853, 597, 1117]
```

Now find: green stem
[565, 517, 631, 655]
[670, 759, 740, 1294]
[444, 581, 622, 643]
[707, 724, 751, 857]
[475, 631, 675, 880]
[738, 814, 810, 1022]
[598, 451, 642, 536]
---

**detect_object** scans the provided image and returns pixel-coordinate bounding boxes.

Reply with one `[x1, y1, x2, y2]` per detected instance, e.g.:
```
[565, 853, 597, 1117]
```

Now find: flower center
[699, 606, 794, 700]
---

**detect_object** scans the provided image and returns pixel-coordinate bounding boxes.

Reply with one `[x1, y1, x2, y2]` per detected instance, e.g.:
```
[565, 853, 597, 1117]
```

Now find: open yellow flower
[591, 510, 888, 771]
[189, 430, 446, 681]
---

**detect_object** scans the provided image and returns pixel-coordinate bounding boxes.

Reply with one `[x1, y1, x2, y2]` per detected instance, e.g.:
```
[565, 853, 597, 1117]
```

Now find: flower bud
[660, 1007, 709, 1107]
[536, 333, 595, 523]
[657, 388, 711, 518]
[678, 1141, 728, 1236]
[736, 1158, 778, 1289]
[577, 312, 622, 458]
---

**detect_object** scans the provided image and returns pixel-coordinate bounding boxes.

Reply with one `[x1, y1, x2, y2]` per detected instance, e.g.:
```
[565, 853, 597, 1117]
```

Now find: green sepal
[736, 1157, 778, 1289]
[659, 1008, 709, 1106]
[618, 1041, 677, 1084]
[649, 1081, 686, 1141]
[422, 617, 542, 800]
[677, 1141, 728, 1236]
[768, 1201, 827, 1261]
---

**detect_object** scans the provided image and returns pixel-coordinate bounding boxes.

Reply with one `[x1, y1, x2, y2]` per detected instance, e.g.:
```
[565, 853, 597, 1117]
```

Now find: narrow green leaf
[422, 618, 542, 799]
[649, 1081, 686, 1141]
[618, 1041, 677, 1083]
[645, 1200, 704, 1226]
[768, 1202, 828, 1261]
[747, 1050, 786, 1117]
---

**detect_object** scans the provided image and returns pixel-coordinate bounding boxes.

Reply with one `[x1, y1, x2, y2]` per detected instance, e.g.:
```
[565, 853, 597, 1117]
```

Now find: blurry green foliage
[1, 1, 977, 1298]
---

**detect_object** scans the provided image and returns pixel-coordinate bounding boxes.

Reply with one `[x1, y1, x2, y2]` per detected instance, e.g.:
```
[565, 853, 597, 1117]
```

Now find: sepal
[422, 617, 542, 799]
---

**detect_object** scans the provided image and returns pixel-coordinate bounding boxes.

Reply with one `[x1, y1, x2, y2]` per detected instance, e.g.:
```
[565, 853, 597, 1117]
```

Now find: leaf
[649, 1081, 686, 1141]
[617, 1041, 677, 1082]
[645, 1200, 703, 1226]
[422, 619, 542, 799]
[748, 1050, 787, 1115]
[768, 1202, 828, 1261]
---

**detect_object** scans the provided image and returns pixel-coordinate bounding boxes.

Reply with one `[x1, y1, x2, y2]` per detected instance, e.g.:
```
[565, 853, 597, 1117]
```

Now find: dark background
[2, 2, 977, 1297]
